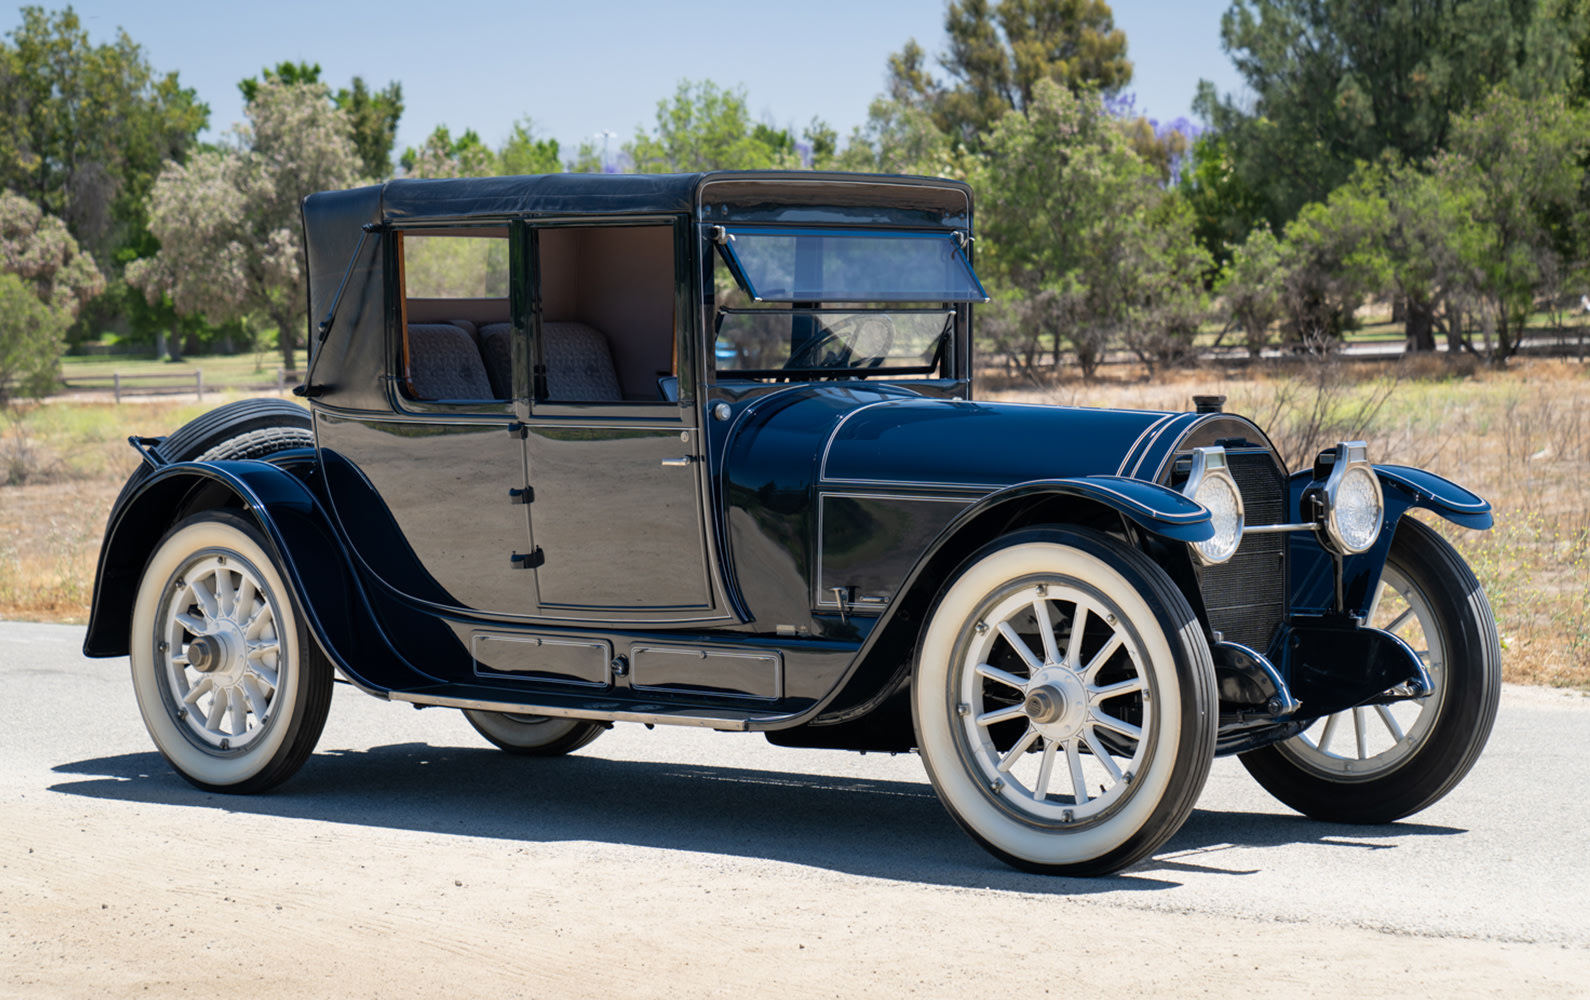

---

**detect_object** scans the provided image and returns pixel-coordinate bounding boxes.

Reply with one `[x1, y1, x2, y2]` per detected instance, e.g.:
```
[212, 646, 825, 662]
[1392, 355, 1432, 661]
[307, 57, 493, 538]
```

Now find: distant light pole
[597, 129, 617, 171]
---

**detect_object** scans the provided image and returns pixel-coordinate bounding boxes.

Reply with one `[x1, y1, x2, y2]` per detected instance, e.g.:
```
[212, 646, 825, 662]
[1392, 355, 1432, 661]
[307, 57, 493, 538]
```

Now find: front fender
[1375, 464, 1493, 530]
[83, 460, 413, 695]
[801, 476, 1211, 725]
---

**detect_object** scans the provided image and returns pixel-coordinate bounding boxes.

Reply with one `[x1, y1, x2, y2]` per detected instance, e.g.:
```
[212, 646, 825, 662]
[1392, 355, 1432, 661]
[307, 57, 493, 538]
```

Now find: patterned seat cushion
[475, 321, 625, 402]
[542, 322, 622, 401]
[407, 323, 494, 400]
[478, 323, 513, 399]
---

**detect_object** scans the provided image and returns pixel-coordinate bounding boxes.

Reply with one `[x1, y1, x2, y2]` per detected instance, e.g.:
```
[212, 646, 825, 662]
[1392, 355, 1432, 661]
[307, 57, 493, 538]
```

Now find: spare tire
[115, 398, 314, 507]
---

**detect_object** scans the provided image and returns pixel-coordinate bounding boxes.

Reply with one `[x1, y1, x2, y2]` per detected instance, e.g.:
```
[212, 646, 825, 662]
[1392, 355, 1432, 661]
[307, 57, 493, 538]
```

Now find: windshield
[717, 227, 988, 303]
[711, 226, 979, 379]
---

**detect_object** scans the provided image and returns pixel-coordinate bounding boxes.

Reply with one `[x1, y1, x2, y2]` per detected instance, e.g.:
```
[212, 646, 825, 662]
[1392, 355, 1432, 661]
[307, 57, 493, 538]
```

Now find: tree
[243, 63, 403, 181]
[1195, 0, 1578, 231]
[976, 79, 1208, 378]
[1178, 131, 1269, 275]
[625, 80, 797, 172]
[0, 6, 207, 263]
[0, 187, 105, 314]
[886, 0, 1131, 148]
[1437, 85, 1590, 360]
[1216, 225, 1285, 356]
[1272, 172, 1392, 346]
[335, 78, 404, 180]
[0, 188, 102, 400]
[128, 80, 365, 370]
[400, 125, 494, 177]
[498, 118, 561, 175]
[836, 97, 963, 177]
[0, 271, 63, 401]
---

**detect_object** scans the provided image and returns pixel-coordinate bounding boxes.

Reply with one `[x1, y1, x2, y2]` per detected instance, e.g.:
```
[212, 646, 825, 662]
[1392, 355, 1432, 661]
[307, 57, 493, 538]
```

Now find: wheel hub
[1024, 668, 1088, 741]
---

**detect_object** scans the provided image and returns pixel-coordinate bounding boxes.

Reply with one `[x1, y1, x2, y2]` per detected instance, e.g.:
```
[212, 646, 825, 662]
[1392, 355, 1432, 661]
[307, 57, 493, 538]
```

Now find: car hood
[817, 395, 1190, 488]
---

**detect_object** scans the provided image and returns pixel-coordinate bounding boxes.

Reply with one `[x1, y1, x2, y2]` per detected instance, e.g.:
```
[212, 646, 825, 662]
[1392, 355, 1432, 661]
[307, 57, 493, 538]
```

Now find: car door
[317, 226, 538, 617]
[518, 219, 717, 619]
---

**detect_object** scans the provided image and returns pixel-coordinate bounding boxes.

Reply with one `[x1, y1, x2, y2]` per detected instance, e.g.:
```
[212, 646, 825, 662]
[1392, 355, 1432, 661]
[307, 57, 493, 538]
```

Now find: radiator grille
[1199, 452, 1288, 652]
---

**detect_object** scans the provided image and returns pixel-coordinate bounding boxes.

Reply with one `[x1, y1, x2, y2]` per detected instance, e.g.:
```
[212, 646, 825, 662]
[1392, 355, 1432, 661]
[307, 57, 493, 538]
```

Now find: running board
[388, 685, 809, 732]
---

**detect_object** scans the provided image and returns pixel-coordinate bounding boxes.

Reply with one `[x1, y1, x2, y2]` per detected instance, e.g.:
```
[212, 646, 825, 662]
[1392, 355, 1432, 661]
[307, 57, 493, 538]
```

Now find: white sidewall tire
[462, 710, 605, 756]
[130, 512, 323, 791]
[914, 530, 1215, 873]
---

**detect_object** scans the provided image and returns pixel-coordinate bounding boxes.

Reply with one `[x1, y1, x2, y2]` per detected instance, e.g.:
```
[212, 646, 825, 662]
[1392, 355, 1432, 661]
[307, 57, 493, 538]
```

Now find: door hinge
[510, 548, 544, 569]
[508, 486, 534, 504]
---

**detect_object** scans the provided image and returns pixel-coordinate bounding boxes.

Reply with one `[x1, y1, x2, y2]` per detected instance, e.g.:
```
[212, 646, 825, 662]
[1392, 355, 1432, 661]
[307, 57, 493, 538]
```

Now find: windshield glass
[712, 250, 956, 377]
[717, 227, 987, 303]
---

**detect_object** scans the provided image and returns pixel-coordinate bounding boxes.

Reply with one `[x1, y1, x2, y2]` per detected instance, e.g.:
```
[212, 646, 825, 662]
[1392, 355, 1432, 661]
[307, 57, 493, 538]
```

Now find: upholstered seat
[406, 323, 494, 400]
[480, 321, 624, 402]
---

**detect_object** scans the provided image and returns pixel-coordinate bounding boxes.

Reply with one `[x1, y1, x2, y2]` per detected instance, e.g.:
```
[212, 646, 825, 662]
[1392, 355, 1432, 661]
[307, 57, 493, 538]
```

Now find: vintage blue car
[86, 172, 1500, 876]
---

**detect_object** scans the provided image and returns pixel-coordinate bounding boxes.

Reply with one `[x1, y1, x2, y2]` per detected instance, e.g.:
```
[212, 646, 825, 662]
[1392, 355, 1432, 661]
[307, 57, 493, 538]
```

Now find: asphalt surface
[3, 620, 1588, 996]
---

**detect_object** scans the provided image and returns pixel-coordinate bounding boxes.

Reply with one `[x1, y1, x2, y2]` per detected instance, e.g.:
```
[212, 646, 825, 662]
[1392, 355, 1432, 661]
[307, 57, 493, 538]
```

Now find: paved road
[3, 620, 1588, 997]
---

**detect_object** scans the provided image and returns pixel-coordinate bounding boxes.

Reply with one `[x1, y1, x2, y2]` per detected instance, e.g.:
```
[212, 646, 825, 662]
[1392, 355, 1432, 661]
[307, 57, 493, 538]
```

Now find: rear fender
[83, 461, 411, 694]
[805, 477, 1212, 726]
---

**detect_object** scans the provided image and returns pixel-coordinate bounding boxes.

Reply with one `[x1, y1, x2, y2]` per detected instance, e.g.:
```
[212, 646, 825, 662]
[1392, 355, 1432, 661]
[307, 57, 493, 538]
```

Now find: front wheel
[1240, 517, 1501, 823]
[130, 510, 332, 793]
[913, 527, 1218, 876]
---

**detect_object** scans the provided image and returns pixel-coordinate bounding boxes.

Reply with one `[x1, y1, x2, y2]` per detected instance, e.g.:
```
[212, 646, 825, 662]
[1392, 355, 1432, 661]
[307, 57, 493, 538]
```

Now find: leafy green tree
[1216, 225, 1285, 355]
[1437, 85, 1590, 360]
[1178, 131, 1269, 274]
[1380, 164, 1488, 351]
[400, 125, 494, 177]
[625, 80, 796, 172]
[498, 118, 561, 175]
[803, 118, 840, 169]
[1272, 172, 1392, 346]
[0, 6, 207, 264]
[335, 78, 404, 179]
[0, 188, 102, 399]
[976, 79, 1208, 378]
[836, 97, 963, 177]
[1196, 0, 1578, 230]
[886, 0, 1131, 148]
[0, 271, 64, 401]
[128, 79, 365, 370]
[243, 63, 403, 180]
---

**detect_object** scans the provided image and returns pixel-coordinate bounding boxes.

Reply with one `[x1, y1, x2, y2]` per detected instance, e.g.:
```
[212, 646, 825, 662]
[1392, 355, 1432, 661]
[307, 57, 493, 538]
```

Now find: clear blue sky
[14, 0, 1247, 163]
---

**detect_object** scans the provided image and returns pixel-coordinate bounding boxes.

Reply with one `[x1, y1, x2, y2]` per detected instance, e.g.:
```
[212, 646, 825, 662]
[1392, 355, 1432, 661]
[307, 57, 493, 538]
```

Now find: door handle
[660, 456, 694, 468]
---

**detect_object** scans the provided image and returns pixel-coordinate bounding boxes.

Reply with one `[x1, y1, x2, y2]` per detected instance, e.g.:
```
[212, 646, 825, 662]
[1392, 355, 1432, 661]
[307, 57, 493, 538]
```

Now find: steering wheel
[784, 314, 896, 371]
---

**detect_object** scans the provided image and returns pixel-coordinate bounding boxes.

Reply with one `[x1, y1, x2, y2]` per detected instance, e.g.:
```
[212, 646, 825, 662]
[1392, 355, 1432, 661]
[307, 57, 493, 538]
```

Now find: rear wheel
[1240, 517, 1501, 823]
[130, 510, 332, 793]
[462, 710, 606, 756]
[913, 527, 1217, 876]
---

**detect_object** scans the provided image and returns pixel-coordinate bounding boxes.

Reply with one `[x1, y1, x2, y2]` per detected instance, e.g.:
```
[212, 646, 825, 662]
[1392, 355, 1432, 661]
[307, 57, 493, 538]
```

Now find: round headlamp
[1181, 447, 1245, 566]
[1316, 442, 1384, 555]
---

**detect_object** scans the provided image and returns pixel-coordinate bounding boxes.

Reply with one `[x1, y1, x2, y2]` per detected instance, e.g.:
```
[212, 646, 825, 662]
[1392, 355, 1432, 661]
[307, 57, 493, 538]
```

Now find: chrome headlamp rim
[1318, 441, 1384, 555]
[1181, 446, 1245, 566]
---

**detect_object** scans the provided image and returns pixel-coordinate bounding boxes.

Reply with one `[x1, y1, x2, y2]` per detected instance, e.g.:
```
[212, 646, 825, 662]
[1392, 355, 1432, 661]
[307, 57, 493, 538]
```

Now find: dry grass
[988, 355, 1590, 689]
[4, 365, 1588, 689]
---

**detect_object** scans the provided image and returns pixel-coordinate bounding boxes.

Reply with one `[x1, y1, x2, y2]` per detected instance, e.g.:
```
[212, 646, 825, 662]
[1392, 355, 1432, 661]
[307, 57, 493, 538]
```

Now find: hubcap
[154, 549, 286, 752]
[955, 578, 1152, 826]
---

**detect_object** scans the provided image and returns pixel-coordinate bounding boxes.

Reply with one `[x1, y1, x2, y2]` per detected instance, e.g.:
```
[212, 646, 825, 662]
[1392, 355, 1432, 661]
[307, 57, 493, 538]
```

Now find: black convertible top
[297, 171, 974, 411]
[305, 170, 973, 227]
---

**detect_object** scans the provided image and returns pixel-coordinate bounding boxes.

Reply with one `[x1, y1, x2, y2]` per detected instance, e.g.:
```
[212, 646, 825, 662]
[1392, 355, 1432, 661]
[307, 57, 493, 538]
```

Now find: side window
[534, 225, 676, 404]
[397, 230, 513, 402]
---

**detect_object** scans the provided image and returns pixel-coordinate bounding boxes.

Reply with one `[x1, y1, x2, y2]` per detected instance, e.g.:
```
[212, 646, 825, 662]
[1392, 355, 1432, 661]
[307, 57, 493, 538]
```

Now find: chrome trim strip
[1116, 413, 1177, 477]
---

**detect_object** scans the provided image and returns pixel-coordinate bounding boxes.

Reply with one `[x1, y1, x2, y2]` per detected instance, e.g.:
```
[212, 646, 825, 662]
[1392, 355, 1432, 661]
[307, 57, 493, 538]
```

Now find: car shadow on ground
[48, 742, 1465, 894]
